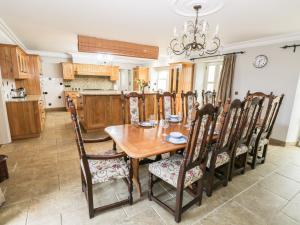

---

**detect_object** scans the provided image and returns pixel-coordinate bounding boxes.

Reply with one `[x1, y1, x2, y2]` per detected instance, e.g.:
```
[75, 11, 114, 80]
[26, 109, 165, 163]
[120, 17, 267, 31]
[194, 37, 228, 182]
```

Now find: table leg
[131, 158, 142, 197]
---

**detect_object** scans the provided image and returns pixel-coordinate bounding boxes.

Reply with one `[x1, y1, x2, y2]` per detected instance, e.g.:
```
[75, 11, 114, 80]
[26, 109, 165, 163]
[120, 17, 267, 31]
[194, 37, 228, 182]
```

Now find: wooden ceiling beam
[78, 35, 159, 59]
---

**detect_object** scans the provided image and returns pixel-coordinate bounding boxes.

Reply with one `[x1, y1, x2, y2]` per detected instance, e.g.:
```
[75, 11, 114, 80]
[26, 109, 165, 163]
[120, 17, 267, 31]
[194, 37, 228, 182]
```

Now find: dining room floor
[0, 111, 300, 225]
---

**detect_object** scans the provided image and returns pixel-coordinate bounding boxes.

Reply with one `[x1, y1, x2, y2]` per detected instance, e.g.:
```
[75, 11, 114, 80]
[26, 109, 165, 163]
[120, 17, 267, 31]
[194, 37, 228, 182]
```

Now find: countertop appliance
[11, 87, 26, 98]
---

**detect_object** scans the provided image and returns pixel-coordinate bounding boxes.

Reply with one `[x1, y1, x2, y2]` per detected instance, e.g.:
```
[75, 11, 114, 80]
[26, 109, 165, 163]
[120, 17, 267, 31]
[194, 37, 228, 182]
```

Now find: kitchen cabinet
[62, 63, 119, 81]
[169, 62, 194, 112]
[6, 96, 44, 140]
[78, 92, 157, 132]
[16, 55, 42, 95]
[133, 67, 149, 91]
[62, 62, 75, 80]
[0, 44, 31, 79]
[169, 62, 194, 93]
[110, 66, 120, 81]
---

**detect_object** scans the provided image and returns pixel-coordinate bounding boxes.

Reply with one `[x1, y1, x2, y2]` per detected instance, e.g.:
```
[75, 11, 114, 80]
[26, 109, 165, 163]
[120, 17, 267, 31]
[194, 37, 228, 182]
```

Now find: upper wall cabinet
[133, 67, 149, 91]
[169, 62, 194, 93]
[62, 63, 119, 81]
[0, 44, 31, 79]
[62, 62, 75, 80]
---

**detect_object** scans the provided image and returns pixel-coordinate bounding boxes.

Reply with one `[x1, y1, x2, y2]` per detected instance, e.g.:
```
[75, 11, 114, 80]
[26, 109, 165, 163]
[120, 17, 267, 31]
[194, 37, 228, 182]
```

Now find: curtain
[217, 54, 236, 104]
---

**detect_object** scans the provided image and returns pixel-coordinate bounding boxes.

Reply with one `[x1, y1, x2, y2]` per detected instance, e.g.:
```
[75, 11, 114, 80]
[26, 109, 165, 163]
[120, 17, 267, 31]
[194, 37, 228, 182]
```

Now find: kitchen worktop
[79, 90, 157, 96]
[6, 95, 41, 103]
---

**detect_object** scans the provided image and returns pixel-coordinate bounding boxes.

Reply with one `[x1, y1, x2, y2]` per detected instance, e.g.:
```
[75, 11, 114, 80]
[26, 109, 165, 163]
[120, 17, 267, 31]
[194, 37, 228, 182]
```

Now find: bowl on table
[166, 132, 187, 144]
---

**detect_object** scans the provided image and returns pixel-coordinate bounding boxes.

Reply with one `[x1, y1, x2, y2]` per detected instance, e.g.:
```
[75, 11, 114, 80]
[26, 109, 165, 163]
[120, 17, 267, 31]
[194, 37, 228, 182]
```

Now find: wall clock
[253, 55, 268, 68]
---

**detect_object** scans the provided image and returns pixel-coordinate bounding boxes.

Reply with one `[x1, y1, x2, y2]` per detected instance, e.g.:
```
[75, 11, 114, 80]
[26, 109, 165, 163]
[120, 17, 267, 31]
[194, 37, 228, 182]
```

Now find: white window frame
[203, 62, 223, 92]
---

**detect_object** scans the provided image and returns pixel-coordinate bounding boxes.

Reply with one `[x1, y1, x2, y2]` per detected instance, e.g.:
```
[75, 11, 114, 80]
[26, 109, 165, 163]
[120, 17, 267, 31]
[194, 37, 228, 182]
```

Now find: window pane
[157, 80, 167, 91]
[207, 83, 214, 91]
[158, 71, 168, 80]
[207, 65, 216, 82]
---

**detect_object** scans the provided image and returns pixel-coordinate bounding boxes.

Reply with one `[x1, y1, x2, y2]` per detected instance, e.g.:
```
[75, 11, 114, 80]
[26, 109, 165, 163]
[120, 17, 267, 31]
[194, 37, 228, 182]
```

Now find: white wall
[286, 74, 300, 143]
[232, 42, 300, 142]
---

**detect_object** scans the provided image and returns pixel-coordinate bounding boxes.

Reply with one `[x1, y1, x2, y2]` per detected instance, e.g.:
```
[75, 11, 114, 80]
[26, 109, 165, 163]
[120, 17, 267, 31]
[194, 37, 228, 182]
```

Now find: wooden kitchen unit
[0, 44, 34, 79]
[62, 62, 120, 81]
[169, 62, 195, 112]
[133, 66, 149, 91]
[77, 92, 157, 132]
[6, 96, 45, 140]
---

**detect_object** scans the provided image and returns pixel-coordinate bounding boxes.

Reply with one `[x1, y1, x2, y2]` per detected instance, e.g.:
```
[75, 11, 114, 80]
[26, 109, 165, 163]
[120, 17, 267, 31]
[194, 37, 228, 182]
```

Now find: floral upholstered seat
[148, 154, 203, 188]
[86, 158, 129, 184]
[235, 144, 249, 156]
[206, 151, 230, 168]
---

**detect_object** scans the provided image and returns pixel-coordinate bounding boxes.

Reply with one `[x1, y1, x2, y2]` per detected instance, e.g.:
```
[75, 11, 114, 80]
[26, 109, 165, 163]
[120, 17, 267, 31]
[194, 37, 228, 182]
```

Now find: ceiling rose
[169, 0, 224, 17]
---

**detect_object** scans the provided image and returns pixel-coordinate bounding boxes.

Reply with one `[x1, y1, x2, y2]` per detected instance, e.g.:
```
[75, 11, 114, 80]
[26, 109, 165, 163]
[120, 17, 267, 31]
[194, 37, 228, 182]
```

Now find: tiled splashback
[1, 79, 16, 100]
[64, 76, 114, 91]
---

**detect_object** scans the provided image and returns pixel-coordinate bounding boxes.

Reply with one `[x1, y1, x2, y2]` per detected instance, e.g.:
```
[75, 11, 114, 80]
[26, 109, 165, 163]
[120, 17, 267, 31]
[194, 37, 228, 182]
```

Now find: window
[151, 68, 169, 91]
[204, 62, 223, 91]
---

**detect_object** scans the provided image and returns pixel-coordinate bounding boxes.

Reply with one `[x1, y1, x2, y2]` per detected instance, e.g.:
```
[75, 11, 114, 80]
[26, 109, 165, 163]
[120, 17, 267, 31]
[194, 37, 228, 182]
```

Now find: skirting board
[269, 138, 298, 147]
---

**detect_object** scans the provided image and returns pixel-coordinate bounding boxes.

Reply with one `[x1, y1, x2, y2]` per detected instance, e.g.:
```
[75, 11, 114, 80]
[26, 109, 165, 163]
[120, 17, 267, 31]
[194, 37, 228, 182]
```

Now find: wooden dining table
[105, 123, 190, 196]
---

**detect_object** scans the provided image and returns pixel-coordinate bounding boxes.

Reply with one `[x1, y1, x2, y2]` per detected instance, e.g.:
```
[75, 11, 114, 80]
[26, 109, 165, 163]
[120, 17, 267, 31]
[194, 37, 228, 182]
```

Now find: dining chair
[148, 103, 218, 223]
[157, 91, 176, 120]
[205, 99, 243, 197]
[181, 90, 198, 120]
[121, 91, 145, 124]
[248, 94, 284, 169]
[229, 97, 264, 180]
[202, 90, 216, 106]
[69, 101, 133, 218]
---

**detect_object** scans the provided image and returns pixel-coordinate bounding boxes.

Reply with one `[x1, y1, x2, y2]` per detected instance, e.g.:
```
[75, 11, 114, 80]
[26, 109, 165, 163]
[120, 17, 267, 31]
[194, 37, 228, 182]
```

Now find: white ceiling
[0, 0, 300, 56]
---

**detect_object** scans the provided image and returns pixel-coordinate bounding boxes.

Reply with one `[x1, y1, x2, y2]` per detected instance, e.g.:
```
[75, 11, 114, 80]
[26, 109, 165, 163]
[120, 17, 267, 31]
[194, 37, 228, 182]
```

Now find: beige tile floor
[0, 111, 300, 225]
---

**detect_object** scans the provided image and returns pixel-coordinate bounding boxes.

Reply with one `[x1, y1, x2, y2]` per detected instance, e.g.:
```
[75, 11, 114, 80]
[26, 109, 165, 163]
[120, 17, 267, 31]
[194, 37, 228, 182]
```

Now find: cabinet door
[62, 62, 74, 80]
[0, 46, 13, 78]
[110, 67, 119, 81]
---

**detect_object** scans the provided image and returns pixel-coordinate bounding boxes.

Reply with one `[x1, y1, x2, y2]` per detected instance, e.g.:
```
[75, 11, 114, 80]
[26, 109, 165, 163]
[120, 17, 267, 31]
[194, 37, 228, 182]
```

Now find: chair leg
[206, 168, 215, 197]
[148, 172, 153, 201]
[113, 141, 117, 151]
[174, 185, 184, 223]
[87, 185, 95, 218]
[196, 179, 204, 206]
[261, 144, 268, 164]
[80, 171, 85, 192]
[128, 158, 133, 205]
[241, 153, 248, 174]
[223, 163, 230, 187]
[251, 145, 258, 170]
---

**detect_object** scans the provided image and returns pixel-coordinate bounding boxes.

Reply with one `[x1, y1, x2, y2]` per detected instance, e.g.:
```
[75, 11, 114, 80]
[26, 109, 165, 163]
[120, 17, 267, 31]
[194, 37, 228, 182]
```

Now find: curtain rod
[190, 51, 245, 61]
[281, 44, 300, 53]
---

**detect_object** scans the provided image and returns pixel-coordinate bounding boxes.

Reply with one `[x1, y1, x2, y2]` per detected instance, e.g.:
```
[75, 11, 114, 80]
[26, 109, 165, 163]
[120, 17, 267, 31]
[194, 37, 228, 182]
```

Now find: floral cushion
[85, 158, 129, 185]
[187, 95, 194, 120]
[148, 154, 203, 188]
[129, 97, 139, 123]
[164, 96, 172, 119]
[250, 133, 269, 148]
[207, 151, 230, 168]
[235, 144, 249, 156]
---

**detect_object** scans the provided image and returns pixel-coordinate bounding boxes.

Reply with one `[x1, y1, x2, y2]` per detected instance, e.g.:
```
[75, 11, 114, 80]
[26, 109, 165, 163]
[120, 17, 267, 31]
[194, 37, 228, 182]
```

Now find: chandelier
[169, 5, 221, 57]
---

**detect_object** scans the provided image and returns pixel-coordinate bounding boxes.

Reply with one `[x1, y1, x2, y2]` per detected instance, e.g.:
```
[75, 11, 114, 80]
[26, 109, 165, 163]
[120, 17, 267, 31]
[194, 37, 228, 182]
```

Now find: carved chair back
[121, 91, 145, 124]
[260, 94, 284, 139]
[202, 90, 216, 106]
[238, 97, 264, 145]
[157, 92, 176, 120]
[179, 103, 218, 181]
[69, 102, 92, 185]
[217, 99, 244, 150]
[181, 90, 198, 120]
